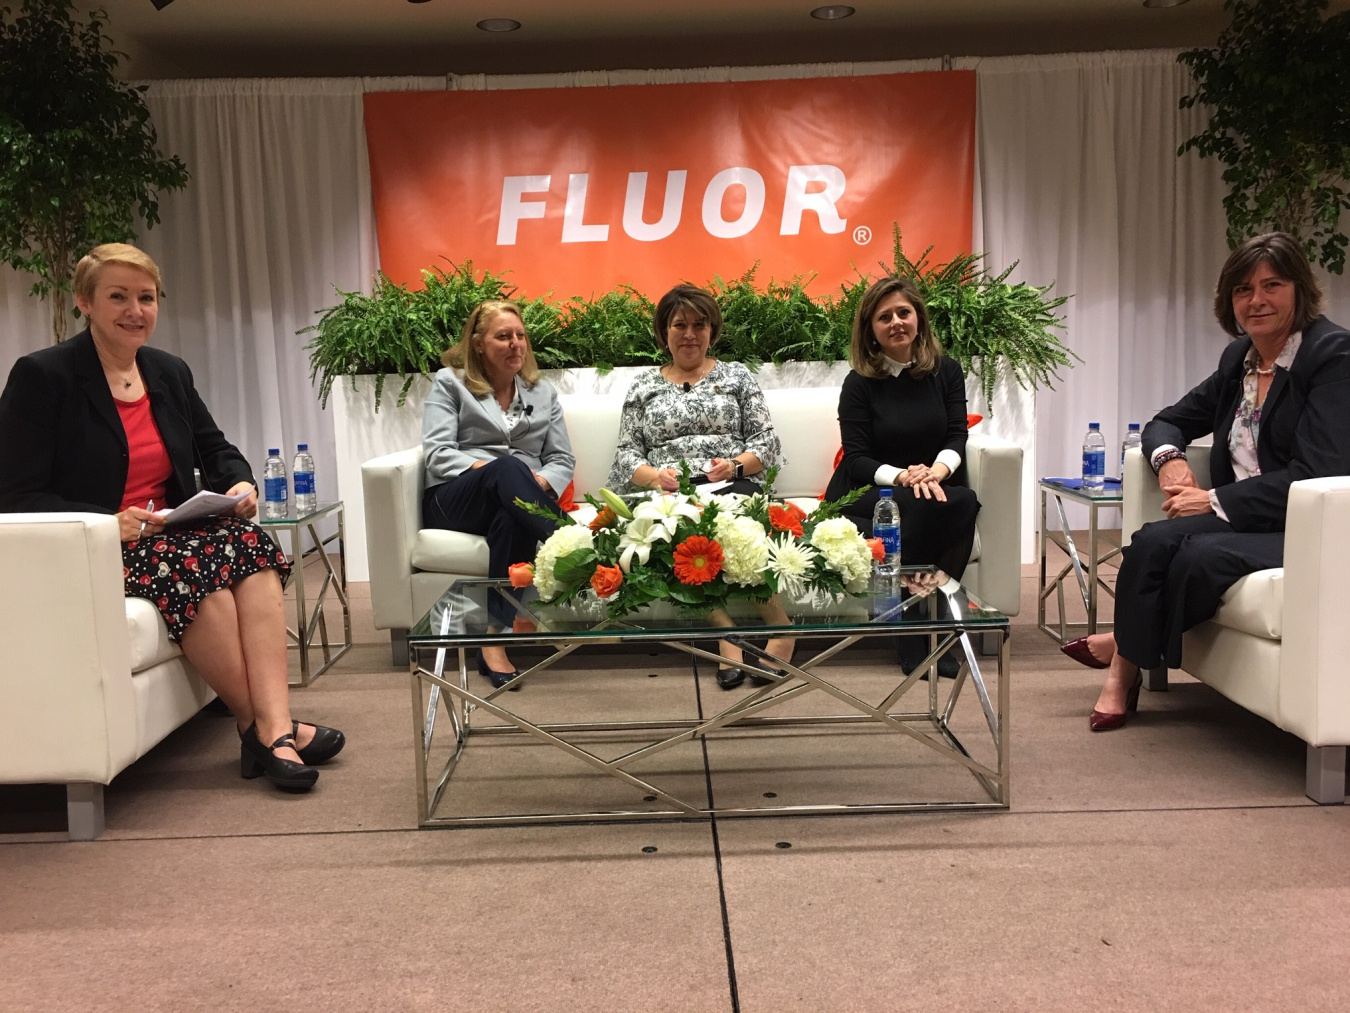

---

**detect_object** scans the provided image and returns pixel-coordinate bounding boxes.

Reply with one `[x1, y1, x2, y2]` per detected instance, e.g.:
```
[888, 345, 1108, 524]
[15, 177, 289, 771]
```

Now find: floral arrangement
[510, 467, 879, 618]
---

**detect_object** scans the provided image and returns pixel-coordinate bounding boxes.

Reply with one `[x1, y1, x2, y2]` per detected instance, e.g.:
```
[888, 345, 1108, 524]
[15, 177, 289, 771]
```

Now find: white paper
[156, 489, 251, 528]
[699, 480, 733, 493]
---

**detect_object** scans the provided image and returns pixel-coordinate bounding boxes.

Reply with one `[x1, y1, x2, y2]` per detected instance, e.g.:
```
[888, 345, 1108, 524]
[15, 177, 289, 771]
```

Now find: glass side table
[258, 501, 351, 686]
[1037, 478, 1123, 644]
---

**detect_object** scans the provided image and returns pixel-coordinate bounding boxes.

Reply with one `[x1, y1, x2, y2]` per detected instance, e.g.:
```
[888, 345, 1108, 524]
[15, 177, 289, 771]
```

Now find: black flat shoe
[716, 665, 746, 689]
[746, 658, 789, 685]
[477, 651, 521, 690]
[293, 721, 345, 765]
[240, 723, 319, 792]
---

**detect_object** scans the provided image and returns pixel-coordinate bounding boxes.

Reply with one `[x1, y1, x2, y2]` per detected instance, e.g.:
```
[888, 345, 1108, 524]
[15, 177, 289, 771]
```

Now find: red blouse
[116, 394, 172, 512]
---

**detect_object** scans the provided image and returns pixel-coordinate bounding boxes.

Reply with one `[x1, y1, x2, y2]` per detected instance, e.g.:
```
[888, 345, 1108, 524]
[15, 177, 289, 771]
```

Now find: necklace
[104, 363, 137, 389]
[666, 358, 712, 386]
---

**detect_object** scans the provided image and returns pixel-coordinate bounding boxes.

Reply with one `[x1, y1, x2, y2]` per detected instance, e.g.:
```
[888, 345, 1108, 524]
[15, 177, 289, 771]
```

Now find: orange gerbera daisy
[672, 535, 724, 584]
[768, 502, 807, 538]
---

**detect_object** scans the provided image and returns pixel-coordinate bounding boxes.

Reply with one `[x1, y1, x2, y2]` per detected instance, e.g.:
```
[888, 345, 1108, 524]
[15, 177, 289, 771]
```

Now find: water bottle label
[876, 524, 900, 554]
[264, 476, 288, 502]
[294, 472, 315, 496]
[1082, 450, 1105, 477]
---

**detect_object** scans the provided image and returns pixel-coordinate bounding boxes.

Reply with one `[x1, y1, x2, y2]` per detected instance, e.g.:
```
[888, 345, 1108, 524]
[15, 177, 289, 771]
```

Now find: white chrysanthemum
[532, 524, 594, 599]
[617, 516, 670, 572]
[714, 514, 772, 586]
[767, 533, 819, 597]
[632, 492, 702, 539]
[809, 517, 873, 589]
[706, 492, 745, 516]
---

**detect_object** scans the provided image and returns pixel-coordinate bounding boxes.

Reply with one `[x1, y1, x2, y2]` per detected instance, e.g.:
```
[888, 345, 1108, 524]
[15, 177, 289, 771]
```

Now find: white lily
[617, 516, 670, 572]
[631, 492, 702, 540]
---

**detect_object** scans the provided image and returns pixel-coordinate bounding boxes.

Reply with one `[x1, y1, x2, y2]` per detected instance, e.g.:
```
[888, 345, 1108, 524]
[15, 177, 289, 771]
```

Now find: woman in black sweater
[824, 276, 980, 578]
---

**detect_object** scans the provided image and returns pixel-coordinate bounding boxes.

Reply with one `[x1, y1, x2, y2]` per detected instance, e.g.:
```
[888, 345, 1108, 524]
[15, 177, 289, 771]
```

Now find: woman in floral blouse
[608, 285, 782, 495]
[608, 285, 790, 688]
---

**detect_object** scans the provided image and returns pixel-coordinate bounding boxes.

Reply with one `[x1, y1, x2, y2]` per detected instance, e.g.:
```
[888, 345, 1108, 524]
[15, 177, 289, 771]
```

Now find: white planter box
[334, 360, 1036, 581]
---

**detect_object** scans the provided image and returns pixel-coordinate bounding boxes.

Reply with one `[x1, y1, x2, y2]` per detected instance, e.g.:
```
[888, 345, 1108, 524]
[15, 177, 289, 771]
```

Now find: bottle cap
[879, 487, 893, 497]
[1089, 422, 1100, 429]
[1128, 423, 1140, 430]
[268, 448, 279, 455]
[297, 443, 308, 451]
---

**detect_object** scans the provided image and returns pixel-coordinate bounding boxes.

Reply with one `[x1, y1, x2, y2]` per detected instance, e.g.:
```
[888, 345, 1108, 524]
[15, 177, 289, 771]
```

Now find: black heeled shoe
[240, 723, 319, 791]
[716, 665, 746, 689]
[477, 651, 521, 690]
[746, 657, 789, 685]
[293, 721, 345, 765]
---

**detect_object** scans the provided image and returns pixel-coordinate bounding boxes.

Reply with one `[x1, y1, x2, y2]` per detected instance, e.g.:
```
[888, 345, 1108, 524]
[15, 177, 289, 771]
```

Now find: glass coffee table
[406, 568, 1010, 827]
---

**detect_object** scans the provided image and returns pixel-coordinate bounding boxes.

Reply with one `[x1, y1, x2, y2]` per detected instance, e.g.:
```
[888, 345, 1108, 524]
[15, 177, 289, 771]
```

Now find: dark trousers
[840, 484, 981, 580]
[423, 457, 565, 626]
[1114, 513, 1284, 670]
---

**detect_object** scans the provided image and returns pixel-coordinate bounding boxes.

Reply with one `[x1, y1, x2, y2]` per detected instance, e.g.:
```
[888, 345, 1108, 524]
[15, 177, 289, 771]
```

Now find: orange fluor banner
[363, 73, 975, 299]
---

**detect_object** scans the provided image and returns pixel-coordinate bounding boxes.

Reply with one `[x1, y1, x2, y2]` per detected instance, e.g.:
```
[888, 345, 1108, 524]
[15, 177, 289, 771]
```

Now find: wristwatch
[734, 460, 745, 480]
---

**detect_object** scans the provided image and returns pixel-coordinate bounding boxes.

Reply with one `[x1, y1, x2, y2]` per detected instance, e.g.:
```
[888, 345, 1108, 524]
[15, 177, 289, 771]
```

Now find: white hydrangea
[714, 514, 772, 586]
[809, 516, 873, 591]
[767, 533, 820, 598]
[532, 524, 594, 599]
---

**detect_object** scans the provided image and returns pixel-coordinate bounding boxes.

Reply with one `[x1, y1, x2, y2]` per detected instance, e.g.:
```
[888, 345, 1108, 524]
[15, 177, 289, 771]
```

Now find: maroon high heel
[1089, 672, 1143, 732]
[1061, 636, 1110, 670]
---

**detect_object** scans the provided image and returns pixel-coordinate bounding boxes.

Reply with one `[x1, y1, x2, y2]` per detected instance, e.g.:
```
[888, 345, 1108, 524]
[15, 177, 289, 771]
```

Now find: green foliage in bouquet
[516, 466, 871, 620]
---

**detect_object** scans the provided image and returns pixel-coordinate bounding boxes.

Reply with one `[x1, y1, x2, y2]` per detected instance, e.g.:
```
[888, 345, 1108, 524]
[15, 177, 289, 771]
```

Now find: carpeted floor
[2, 563, 1348, 1011]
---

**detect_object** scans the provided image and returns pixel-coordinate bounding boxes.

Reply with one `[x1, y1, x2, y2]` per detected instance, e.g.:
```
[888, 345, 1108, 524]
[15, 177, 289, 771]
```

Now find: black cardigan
[0, 329, 254, 514]
[826, 356, 970, 501]
[1142, 315, 1350, 533]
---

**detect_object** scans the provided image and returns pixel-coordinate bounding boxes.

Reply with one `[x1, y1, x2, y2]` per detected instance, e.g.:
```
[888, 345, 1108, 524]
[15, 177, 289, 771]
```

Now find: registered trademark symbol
[853, 226, 872, 245]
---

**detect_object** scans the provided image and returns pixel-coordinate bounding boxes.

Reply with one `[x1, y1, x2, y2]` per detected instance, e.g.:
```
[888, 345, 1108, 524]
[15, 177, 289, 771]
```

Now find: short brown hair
[74, 243, 163, 301]
[849, 276, 942, 379]
[441, 300, 540, 397]
[652, 285, 722, 354]
[1214, 232, 1323, 337]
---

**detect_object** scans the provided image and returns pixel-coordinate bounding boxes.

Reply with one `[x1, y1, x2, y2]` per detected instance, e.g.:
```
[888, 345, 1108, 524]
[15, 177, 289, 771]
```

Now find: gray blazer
[421, 369, 575, 494]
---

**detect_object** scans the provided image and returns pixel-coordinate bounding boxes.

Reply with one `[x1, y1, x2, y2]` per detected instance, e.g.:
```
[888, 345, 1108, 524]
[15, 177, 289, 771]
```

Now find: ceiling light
[1142, 0, 1192, 7]
[477, 18, 522, 32]
[810, 5, 856, 19]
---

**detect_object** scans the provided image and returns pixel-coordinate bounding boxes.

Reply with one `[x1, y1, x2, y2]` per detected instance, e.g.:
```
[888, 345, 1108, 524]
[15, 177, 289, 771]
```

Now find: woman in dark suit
[0, 244, 343, 790]
[421, 299, 575, 687]
[824, 276, 981, 675]
[1062, 233, 1350, 730]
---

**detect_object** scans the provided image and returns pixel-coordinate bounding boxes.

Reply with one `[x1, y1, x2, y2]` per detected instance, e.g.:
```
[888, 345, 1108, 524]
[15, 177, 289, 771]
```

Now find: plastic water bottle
[292, 443, 317, 516]
[1121, 422, 1142, 473]
[263, 449, 288, 519]
[1082, 423, 1106, 490]
[872, 487, 901, 577]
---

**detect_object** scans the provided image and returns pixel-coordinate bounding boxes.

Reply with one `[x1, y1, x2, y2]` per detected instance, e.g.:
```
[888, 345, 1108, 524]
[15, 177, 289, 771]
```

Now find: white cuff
[934, 450, 962, 478]
[875, 464, 902, 487]
[1150, 444, 1181, 469]
[1208, 488, 1228, 522]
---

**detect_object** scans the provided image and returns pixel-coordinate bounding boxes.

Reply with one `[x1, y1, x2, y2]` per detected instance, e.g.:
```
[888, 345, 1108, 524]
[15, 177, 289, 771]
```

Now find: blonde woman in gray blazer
[422, 299, 575, 686]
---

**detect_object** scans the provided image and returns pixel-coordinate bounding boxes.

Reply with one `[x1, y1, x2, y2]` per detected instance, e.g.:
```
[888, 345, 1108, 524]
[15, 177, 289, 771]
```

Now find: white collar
[882, 355, 915, 377]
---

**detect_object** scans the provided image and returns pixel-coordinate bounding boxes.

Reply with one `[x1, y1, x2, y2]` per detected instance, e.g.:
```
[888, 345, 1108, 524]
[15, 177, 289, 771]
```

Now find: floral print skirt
[121, 516, 291, 642]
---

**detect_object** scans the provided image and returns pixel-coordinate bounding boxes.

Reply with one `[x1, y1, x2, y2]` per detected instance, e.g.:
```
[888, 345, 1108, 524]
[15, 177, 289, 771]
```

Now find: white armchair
[1123, 446, 1350, 803]
[363, 387, 1023, 664]
[0, 513, 215, 838]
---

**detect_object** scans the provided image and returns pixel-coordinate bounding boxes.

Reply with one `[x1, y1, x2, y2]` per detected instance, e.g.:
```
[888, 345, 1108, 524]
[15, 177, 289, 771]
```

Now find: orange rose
[590, 563, 624, 598]
[508, 562, 535, 588]
[672, 535, 724, 585]
[589, 505, 617, 531]
[866, 538, 885, 563]
[768, 503, 806, 538]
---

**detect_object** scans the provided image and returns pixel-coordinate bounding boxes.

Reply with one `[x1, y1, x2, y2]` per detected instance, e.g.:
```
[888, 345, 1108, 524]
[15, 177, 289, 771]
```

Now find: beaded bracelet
[1150, 448, 1187, 475]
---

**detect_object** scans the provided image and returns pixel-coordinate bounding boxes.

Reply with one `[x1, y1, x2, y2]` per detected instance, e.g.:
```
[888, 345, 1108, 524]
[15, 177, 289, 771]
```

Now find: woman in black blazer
[824, 276, 981, 675]
[1062, 233, 1350, 731]
[0, 244, 343, 790]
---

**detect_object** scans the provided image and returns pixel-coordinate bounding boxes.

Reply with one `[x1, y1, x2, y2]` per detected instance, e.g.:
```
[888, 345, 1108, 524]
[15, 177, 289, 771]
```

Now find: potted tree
[0, 0, 189, 341]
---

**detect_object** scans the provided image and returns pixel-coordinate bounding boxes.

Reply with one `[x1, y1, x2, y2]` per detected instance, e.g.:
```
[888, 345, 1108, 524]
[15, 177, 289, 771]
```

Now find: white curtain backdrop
[2, 53, 1345, 562]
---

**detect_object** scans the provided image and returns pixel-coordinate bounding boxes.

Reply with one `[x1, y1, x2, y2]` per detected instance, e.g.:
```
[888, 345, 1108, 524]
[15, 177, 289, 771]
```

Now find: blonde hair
[74, 243, 163, 301]
[441, 300, 540, 397]
[849, 276, 942, 380]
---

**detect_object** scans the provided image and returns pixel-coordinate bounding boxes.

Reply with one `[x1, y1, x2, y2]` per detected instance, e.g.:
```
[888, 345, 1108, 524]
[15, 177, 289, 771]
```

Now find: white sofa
[1122, 446, 1350, 803]
[363, 386, 1024, 664]
[0, 513, 215, 839]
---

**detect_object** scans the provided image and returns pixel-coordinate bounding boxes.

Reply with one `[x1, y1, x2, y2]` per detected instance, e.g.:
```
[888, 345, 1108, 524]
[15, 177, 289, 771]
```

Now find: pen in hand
[138, 499, 155, 540]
